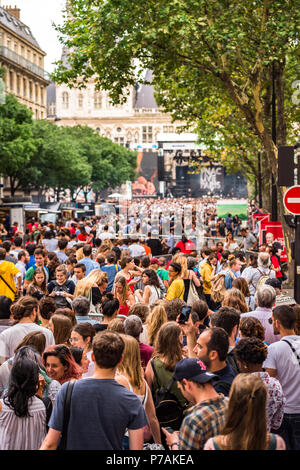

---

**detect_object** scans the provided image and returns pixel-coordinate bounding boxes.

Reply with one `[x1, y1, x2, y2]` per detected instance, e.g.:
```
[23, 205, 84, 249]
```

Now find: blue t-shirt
[100, 264, 121, 291]
[49, 378, 148, 450]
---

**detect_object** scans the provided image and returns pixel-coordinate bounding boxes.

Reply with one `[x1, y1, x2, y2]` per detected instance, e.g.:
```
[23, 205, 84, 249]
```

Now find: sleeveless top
[151, 357, 188, 409]
[211, 433, 277, 450]
[146, 285, 160, 306]
[117, 375, 148, 438]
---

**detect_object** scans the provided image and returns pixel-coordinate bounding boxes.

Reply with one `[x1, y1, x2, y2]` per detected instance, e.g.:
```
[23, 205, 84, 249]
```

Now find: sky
[2, 0, 66, 72]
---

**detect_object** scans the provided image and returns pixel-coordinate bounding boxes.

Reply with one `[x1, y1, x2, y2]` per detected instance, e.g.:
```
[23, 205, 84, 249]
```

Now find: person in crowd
[0, 248, 22, 301]
[124, 315, 154, 369]
[162, 358, 228, 450]
[234, 337, 285, 432]
[48, 314, 72, 346]
[224, 258, 242, 290]
[115, 333, 161, 447]
[173, 254, 201, 305]
[71, 263, 86, 286]
[55, 238, 69, 264]
[107, 318, 126, 334]
[48, 265, 75, 309]
[46, 252, 61, 282]
[15, 250, 28, 284]
[40, 332, 148, 450]
[2, 241, 18, 264]
[94, 299, 120, 332]
[145, 322, 188, 420]
[162, 298, 186, 322]
[115, 256, 143, 293]
[232, 277, 251, 308]
[128, 303, 150, 343]
[0, 355, 47, 449]
[166, 262, 185, 301]
[204, 374, 286, 450]
[240, 285, 280, 344]
[42, 344, 82, 386]
[37, 297, 56, 329]
[200, 254, 218, 308]
[24, 248, 49, 290]
[41, 230, 58, 252]
[222, 288, 249, 314]
[69, 347, 90, 376]
[26, 267, 48, 300]
[239, 316, 266, 342]
[242, 252, 275, 304]
[0, 296, 13, 334]
[182, 320, 237, 396]
[100, 252, 121, 292]
[240, 227, 258, 252]
[264, 305, 300, 450]
[0, 296, 54, 362]
[135, 269, 161, 306]
[74, 269, 108, 309]
[70, 322, 95, 378]
[113, 276, 135, 317]
[146, 303, 168, 347]
[71, 296, 97, 325]
[224, 232, 239, 253]
[175, 234, 195, 255]
[79, 244, 100, 275]
[210, 307, 240, 373]
[146, 232, 162, 257]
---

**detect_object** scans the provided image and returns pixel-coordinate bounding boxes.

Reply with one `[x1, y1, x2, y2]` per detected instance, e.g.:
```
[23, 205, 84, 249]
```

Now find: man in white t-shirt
[264, 304, 300, 450]
[0, 297, 54, 363]
[128, 239, 146, 258]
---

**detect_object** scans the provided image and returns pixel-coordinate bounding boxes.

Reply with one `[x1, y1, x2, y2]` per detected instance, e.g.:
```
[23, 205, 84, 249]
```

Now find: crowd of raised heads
[0, 199, 298, 451]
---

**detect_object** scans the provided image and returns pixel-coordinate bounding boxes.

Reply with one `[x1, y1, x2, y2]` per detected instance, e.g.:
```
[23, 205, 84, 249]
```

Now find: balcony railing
[0, 45, 50, 81]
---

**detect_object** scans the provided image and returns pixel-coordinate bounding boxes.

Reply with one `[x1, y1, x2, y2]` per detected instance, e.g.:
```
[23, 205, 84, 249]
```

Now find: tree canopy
[0, 93, 137, 198]
[53, 0, 300, 207]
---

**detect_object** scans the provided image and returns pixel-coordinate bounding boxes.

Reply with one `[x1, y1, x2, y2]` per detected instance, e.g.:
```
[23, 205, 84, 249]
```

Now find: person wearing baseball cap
[162, 358, 228, 450]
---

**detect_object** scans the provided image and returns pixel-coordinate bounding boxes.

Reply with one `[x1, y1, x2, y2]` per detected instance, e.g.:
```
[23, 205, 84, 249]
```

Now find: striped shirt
[179, 395, 228, 450]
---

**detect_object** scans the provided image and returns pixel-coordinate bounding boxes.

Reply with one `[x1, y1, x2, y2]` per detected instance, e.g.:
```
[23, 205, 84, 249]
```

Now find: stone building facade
[0, 5, 50, 119]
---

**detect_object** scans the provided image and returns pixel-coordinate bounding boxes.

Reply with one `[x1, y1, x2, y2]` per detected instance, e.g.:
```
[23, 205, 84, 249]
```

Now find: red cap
[150, 257, 163, 265]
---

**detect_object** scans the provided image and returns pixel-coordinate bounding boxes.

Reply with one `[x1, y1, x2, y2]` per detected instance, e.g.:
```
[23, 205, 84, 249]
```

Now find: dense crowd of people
[0, 198, 298, 451]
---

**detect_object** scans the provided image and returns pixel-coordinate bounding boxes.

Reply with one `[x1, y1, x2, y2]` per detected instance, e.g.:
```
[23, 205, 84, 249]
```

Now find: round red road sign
[284, 186, 300, 215]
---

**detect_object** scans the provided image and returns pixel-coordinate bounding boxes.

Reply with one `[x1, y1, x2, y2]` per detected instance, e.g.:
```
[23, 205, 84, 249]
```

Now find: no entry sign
[284, 186, 300, 215]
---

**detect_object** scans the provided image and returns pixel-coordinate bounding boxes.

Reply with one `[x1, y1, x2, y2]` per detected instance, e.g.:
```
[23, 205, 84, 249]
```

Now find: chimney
[3, 5, 21, 20]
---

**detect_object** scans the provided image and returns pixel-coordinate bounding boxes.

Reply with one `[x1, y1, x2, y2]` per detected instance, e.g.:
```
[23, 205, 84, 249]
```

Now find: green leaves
[0, 95, 137, 196]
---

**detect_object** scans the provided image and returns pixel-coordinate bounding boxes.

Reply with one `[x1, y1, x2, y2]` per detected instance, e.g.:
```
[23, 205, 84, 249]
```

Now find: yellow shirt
[200, 262, 213, 295]
[0, 260, 20, 300]
[166, 278, 184, 300]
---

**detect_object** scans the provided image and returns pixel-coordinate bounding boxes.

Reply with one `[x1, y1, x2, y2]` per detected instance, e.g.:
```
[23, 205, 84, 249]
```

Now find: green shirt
[157, 268, 169, 281]
[25, 266, 49, 282]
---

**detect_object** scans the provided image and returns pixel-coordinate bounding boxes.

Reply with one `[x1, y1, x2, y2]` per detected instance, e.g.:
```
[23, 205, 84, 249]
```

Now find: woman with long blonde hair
[116, 334, 161, 448]
[173, 254, 201, 305]
[146, 304, 168, 347]
[74, 269, 108, 308]
[113, 275, 135, 317]
[222, 287, 249, 314]
[204, 374, 286, 450]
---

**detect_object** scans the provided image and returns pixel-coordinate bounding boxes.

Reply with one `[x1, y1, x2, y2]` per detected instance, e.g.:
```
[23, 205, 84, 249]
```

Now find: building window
[114, 137, 125, 146]
[29, 81, 33, 100]
[9, 71, 13, 91]
[23, 78, 27, 97]
[95, 127, 101, 134]
[163, 125, 174, 133]
[62, 91, 69, 109]
[94, 93, 102, 109]
[7, 36, 11, 48]
[78, 93, 83, 108]
[40, 87, 44, 105]
[142, 126, 153, 143]
[35, 84, 39, 102]
[16, 75, 20, 94]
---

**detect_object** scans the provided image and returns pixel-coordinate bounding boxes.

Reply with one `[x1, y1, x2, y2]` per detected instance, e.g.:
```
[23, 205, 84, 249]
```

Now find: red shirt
[175, 240, 195, 254]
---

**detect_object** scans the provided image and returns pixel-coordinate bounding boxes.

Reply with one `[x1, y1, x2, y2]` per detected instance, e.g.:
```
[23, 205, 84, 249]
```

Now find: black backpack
[151, 359, 184, 430]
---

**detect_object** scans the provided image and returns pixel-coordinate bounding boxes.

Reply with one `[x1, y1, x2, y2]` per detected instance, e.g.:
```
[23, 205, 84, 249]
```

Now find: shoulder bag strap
[60, 380, 76, 450]
[281, 339, 300, 365]
[0, 273, 16, 294]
